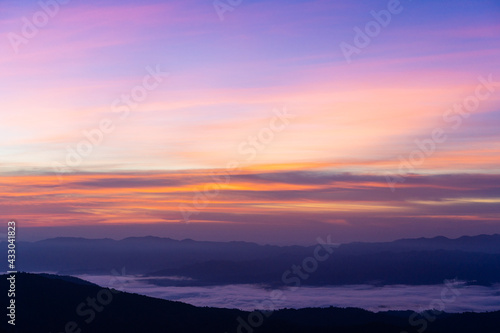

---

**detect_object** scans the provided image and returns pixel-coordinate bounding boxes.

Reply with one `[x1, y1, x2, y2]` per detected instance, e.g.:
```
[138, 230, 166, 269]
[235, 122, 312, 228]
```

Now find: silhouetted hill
[147, 250, 500, 286]
[1, 272, 242, 333]
[1, 273, 499, 333]
[10, 236, 309, 274]
[37, 273, 99, 286]
[337, 234, 500, 254]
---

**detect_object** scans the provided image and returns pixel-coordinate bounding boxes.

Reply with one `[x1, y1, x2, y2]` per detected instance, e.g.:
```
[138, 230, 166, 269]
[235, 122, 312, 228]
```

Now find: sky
[0, 0, 499, 244]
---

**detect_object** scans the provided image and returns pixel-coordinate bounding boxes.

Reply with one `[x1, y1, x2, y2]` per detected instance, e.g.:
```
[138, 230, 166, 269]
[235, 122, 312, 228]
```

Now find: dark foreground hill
[1, 273, 499, 333]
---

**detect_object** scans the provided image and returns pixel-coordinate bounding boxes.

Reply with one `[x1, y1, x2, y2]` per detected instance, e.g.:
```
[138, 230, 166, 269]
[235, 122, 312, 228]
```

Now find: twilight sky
[1, 0, 499, 244]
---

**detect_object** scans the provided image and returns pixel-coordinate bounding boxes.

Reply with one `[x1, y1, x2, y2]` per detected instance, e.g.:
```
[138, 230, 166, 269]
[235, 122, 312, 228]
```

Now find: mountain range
[7, 234, 500, 286]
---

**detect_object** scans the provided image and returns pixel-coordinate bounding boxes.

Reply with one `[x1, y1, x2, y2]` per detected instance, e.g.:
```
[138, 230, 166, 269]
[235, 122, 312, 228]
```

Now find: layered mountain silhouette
[8, 234, 500, 286]
[1, 273, 499, 333]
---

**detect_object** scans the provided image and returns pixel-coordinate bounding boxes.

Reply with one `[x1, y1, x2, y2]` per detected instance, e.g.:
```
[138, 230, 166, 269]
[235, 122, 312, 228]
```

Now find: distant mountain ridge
[10, 235, 310, 274]
[25, 233, 500, 250]
[13, 233, 500, 254]
[337, 234, 500, 254]
[4, 234, 500, 286]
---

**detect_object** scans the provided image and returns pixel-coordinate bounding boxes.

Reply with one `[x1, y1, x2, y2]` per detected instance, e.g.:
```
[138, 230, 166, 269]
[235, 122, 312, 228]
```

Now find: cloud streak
[1, 169, 499, 242]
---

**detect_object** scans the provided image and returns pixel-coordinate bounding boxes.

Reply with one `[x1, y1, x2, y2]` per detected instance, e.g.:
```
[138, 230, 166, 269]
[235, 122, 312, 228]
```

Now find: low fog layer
[77, 274, 500, 312]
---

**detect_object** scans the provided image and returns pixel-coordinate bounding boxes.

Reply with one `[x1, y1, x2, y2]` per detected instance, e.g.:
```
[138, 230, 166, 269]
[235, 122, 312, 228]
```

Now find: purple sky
[1, 0, 499, 243]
